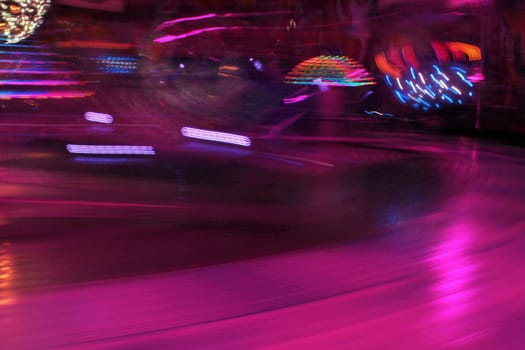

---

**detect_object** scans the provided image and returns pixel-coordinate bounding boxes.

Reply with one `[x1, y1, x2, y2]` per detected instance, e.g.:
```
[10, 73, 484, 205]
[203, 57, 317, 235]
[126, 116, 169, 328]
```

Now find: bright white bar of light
[84, 111, 114, 124]
[66, 144, 156, 155]
[181, 127, 251, 147]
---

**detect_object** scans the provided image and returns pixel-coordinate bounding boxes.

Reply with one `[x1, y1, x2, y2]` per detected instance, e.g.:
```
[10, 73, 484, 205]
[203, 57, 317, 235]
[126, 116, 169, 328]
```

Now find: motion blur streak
[84, 112, 114, 124]
[0, 243, 15, 306]
[155, 13, 218, 31]
[66, 145, 156, 155]
[444, 41, 482, 61]
[181, 127, 251, 147]
[0, 90, 94, 99]
[375, 52, 402, 78]
[0, 79, 85, 86]
[155, 10, 291, 31]
[154, 27, 230, 44]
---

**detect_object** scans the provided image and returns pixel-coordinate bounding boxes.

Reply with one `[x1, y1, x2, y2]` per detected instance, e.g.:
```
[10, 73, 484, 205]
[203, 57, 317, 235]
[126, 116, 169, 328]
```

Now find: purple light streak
[66, 145, 156, 155]
[84, 112, 114, 124]
[181, 127, 251, 147]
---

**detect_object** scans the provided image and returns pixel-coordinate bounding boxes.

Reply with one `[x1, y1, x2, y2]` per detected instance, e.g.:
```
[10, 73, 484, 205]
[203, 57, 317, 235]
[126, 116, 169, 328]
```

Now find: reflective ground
[0, 94, 524, 349]
[1, 1, 525, 349]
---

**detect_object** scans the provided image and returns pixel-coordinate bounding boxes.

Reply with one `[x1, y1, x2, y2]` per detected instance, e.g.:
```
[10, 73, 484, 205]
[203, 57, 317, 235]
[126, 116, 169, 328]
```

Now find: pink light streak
[0, 69, 80, 75]
[0, 80, 84, 86]
[155, 10, 291, 31]
[283, 94, 312, 104]
[467, 72, 485, 83]
[155, 13, 218, 31]
[154, 27, 230, 44]
[181, 127, 251, 147]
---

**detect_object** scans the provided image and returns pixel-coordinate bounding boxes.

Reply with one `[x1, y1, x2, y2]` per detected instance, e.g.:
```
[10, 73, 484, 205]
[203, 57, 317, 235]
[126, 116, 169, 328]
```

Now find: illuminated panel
[0, 0, 51, 44]
[285, 56, 376, 87]
[84, 112, 114, 124]
[385, 64, 478, 111]
[66, 144, 156, 155]
[181, 127, 251, 147]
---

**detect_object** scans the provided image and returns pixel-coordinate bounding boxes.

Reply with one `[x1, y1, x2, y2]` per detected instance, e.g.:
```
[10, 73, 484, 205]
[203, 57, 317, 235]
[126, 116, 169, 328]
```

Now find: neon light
[442, 94, 453, 103]
[410, 67, 416, 80]
[0, 69, 79, 75]
[444, 42, 482, 61]
[375, 52, 402, 78]
[155, 13, 218, 31]
[283, 94, 311, 104]
[73, 157, 152, 165]
[92, 56, 139, 75]
[154, 26, 229, 44]
[385, 75, 393, 87]
[401, 44, 419, 68]
[418, 72, 426, 84]
[0, 0, 51, 44]
[384, 64, 478, 111]
[450, 86, 462, 95]
[55, 41, 133, 50]
[285, 56, 375, 87]
[467, 72, 485, 83]
[394, 90, 406, 103]
[0, 50, 56, 56]
[0, 90, 94, 100]
[364, 110, 394, 117]
[396, 78, 403, 90]
[431, 41, 450, 63]
[155, 10, 291, 32]
[0, 79, 84, 86]
[181, 127, 251, 147]
[451, 66, 467, 74]
[84, 112, 114, 124]
[66, 145, 156, 155]
[388, 47, 405, 68]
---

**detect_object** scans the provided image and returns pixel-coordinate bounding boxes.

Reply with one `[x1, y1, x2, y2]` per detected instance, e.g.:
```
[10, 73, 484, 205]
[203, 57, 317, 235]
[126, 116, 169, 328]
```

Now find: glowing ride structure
[0, 0, 51, 44]
[285, 56, 376, 87]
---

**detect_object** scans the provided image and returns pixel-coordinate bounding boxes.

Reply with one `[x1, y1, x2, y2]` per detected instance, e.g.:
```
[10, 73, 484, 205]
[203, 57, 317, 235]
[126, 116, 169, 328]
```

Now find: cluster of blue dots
[93, 56, 138, 74]
[385, 64, 474, 111]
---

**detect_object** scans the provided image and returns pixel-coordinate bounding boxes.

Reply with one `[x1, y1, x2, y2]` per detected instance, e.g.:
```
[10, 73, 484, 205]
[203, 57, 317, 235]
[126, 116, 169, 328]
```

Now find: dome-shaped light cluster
[285, 55, 376, 87]
[384, 64, 476, 111]
[0, 0, 51, 44]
